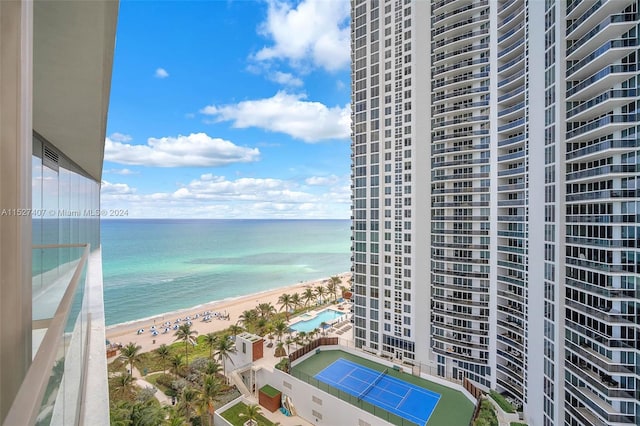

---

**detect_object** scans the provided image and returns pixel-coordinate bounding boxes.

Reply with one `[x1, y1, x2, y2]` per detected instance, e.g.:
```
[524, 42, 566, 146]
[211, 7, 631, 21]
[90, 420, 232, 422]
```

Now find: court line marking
[321, 359, 438, 424]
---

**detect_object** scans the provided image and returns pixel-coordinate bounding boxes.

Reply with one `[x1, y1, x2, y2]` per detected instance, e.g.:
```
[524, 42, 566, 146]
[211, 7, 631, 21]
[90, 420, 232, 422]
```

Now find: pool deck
[287, 303, 352, 331]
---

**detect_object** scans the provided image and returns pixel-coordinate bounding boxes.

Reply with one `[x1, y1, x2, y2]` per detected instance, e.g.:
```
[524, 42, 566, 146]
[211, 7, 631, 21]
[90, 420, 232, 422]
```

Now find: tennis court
[315, 358, 440, 426]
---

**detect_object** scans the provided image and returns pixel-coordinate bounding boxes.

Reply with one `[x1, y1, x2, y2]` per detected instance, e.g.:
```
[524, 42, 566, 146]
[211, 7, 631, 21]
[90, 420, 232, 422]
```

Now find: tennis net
[357, 368, 388, 401]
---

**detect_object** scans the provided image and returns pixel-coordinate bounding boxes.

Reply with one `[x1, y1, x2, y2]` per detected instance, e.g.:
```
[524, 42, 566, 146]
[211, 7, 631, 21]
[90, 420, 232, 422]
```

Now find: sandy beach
[106, 272, 351, 354]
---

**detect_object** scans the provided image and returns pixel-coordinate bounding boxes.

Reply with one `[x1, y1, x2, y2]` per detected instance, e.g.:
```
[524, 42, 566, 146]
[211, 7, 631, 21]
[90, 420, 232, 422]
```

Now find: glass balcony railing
[566, 39, 638, 78]
[566, 64, 637, 98]
[566, 89, 637, 119]
[566, 13, 638, 57]
[4, 244, 106, 426]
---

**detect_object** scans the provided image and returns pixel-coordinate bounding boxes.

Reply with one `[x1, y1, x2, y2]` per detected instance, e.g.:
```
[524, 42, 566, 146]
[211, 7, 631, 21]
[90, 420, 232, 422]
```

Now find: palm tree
[238, 309, 257, 328]
[110, 400, 132, 426]
[319, 321, 328, 336]
[310, 328, 320, 341]
[170, 353, 184, 376]
[239, 404, 263, 426]
[131, 399, 165, 426]
[328, 276, 341, 301]
[202, 332, 218, 359]
[214, 335, 237, 381]
[302, 288, 315, 307]
[274, 341, 286, 357]
[228, 323, 244, 340]
[198, 374, 222, 426]
[156, 344, 171, 375]
[119, 342, 142, 376]
[255, 317, 268, 336]
[257, 302, 276, 319]
[277, 293, 294, 320]
[163, 406, 187, 426]
[273, 319, 288, 342]
[315, 285, 327, 305]
[295, 331, 307, 347]
[177, 387, 198, 423]
[174, 323, 198, 366]
[290, 293, 301, 311]
[114, 373, 135, 396]
[204, 360, 222, 376]
[285, 337, 294, 354]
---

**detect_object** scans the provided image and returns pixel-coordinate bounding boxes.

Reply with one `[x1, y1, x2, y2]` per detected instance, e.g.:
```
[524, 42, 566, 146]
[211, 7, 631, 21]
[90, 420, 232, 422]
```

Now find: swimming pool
[290, 309, 346, 333]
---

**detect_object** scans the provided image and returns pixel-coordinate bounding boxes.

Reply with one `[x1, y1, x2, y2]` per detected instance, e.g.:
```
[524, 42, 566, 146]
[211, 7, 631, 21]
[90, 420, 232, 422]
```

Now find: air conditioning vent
[43, 145, 59, 171]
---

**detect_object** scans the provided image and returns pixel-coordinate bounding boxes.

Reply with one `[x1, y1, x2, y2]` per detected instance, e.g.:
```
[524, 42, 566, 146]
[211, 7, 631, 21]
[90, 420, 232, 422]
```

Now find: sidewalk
[131, 367, 172, 405]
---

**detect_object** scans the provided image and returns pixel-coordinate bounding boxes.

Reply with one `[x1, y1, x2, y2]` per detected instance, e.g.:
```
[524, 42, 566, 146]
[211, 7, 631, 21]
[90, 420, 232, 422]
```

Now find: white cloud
[268, 71, 303, 87]
[201, 91, 350, 142]
[104, 168, 138, 175]
[101, 180, 136, 195]
[254, 0, 350, 72]
[99, 173, 350, 219]
[109, 132, 133, 142]
[104, 133, 260, 167]
[305, 175, 341, 186]
[155, 68, 169, 78]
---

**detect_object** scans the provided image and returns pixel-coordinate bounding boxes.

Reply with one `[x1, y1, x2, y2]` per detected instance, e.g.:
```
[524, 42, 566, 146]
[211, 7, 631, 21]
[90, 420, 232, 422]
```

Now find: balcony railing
[4, 244, 108, 426]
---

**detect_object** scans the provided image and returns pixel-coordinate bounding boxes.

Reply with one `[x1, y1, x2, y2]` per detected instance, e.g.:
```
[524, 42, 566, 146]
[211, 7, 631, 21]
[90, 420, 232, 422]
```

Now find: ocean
[101, 219, 351, 326]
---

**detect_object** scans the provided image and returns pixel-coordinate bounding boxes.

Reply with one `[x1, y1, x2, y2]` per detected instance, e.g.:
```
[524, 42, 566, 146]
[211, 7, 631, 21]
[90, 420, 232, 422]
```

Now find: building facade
[350, 1, 640, 425]
[0, 1, 118, 424]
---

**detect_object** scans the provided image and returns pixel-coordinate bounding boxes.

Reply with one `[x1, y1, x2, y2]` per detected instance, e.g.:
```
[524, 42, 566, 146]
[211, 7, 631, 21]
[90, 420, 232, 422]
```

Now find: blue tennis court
[314, 358, 440, 425]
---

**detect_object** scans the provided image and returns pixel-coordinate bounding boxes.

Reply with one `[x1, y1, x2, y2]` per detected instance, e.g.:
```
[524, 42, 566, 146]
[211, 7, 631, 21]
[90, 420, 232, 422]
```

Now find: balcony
[433, 15, 489, 39]
[432, 29, 489, 53]
[566, 114, 638, 141]
[566, 64, 637, 101]
[432, 1, 489, 27]
[566, 13, 638, 60]
[566, 163, 637, 182]
[566, 39, 638, 80]
[566, 89, 637, 120]
[5, 245, 108, 425]
[566, 138, 639, 162]
[433, 43, 489, 67]
[566, 0, 635, 39]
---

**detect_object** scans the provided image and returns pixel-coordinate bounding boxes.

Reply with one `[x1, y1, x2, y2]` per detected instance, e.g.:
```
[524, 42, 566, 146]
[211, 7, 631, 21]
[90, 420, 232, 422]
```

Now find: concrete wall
[0, 0, 33, 421]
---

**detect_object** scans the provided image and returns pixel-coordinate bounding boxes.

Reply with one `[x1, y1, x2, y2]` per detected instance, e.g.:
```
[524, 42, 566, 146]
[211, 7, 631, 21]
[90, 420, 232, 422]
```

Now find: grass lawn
[144, 373, 171, 395]
[259, 385, 280, 398]
[220, 402, 275, 426]
[489, 391, 515, 413]
[291, 350, 474, 426]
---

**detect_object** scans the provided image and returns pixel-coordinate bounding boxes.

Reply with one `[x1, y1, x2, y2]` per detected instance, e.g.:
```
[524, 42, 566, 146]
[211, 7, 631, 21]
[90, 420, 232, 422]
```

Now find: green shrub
[474, 399, 498, 426]
[489, 391, 515, 413]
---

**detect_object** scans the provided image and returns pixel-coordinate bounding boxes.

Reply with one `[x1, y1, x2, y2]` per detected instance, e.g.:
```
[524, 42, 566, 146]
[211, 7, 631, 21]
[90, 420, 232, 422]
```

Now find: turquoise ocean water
[101, 219, 351, 326]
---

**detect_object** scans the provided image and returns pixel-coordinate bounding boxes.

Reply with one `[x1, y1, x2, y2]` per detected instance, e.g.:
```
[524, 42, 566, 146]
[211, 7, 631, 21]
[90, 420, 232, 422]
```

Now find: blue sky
[102, 0, 351, 218]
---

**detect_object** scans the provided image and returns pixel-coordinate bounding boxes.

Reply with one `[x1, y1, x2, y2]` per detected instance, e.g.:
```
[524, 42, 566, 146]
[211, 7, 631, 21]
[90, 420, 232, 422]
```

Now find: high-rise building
[350, 1, 640, 425]
[1, 1, 118, 424]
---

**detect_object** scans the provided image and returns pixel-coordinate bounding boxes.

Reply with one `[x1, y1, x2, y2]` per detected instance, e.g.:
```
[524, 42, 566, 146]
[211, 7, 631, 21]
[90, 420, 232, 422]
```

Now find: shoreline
[106, 272, 351, 353]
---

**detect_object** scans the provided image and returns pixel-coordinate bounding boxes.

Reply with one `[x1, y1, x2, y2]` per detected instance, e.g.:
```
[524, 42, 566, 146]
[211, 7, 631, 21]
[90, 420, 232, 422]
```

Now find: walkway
[486, 396, 522, 426]
[131, 367, 171, 405]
